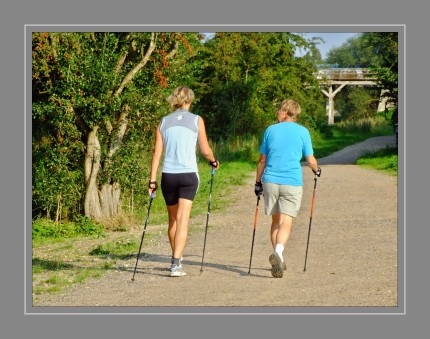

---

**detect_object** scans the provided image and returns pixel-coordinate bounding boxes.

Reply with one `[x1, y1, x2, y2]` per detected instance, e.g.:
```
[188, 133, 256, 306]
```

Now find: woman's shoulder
[292, 122, 309, 131]
[185, 110, 199, 118]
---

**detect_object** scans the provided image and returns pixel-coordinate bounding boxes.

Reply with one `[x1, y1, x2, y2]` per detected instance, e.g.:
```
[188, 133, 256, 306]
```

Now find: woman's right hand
[148, 180, 158, 197]
[209, 158, 220, 170]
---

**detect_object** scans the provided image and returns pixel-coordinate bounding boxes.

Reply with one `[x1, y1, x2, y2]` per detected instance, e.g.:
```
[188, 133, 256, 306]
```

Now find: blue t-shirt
[260, 122, 314, 186]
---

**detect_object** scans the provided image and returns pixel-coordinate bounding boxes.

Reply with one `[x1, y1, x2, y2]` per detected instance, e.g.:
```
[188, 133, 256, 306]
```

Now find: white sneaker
[170, 264, 186, 277]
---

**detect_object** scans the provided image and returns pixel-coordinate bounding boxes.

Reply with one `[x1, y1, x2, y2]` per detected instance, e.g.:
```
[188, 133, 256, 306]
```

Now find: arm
[255, 154, 266, 196]
[305, 154, 319, 173]
[304, 130, 320, 174]
[148, 123, 163, 195]
[197, 117, 219, 169]
[256, 154, 267, 183]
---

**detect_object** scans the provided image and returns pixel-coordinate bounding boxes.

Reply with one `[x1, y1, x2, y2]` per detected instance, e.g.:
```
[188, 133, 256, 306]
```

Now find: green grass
[32, 216, 105, 240]
[311, 117, 393, 159]
[73, 269, 103, 283]
[32, 234, 143, 296]
[356, 147, 398, 175]
[89, 237, 142, 259]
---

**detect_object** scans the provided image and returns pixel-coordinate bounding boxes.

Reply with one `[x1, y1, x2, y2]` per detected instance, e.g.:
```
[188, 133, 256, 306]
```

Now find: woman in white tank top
[148, 86, 219, 277]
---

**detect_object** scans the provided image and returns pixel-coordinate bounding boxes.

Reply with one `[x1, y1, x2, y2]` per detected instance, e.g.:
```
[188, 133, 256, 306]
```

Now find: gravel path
[33, 135, 398, 309]
[318, 135, 396, 164]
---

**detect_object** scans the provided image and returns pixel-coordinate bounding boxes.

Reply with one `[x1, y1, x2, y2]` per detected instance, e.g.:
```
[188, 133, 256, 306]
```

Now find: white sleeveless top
[160, 109, 199, 173]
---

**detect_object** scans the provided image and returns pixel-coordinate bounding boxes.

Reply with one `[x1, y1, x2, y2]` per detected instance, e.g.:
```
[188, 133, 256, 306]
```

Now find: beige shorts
[263, 182, 303, 217]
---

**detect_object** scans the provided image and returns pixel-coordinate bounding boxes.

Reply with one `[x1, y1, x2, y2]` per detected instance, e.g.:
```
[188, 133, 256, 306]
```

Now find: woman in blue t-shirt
[255, 99, 320, 278]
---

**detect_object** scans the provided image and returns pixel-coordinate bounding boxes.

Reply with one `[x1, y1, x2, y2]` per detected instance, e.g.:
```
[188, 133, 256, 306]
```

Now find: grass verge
[356, 146, 398, 176]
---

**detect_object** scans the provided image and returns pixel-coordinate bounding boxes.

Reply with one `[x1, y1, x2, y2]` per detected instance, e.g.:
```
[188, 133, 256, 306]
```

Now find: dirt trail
[33, 136, 398, 309]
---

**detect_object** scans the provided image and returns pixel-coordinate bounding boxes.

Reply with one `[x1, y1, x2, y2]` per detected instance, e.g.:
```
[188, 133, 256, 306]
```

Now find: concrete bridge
[315, 68, 386, 124]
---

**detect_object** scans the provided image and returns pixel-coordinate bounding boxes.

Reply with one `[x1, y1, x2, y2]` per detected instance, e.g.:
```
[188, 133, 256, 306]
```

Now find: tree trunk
[99, 182, 122, 218]
[84, 127, 123, 221]
[83, 34, 162, 221]
[84, 127, 103, 220]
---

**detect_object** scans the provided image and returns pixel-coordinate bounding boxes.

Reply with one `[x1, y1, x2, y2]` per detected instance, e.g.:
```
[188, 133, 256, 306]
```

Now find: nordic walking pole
[200, 166, 215, 272]
[304, 167, 321, 272]
[131, 191, 155, 281]
[248, 193, 261, 275]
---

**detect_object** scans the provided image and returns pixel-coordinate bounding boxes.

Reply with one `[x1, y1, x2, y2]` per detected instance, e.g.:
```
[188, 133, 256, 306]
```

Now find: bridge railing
[315, 68, 378, 81]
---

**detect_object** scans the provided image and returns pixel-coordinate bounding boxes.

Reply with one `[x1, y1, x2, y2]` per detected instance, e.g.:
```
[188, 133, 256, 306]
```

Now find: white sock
[274, 244, 284, 262]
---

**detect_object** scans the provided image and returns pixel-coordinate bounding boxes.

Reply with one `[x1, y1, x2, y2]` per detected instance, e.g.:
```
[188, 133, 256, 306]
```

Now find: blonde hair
[280, 99, 301, 119]
[167, 86, 195, 109]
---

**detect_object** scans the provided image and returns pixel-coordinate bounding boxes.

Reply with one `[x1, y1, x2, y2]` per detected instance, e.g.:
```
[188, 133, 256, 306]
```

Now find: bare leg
[270, 214, 280, 248]
[270, 213, 293, 248]
[166, 204, 178, 255]
[171, 198, 193, 259]
[276, 213, 293, 246]
[269, 213, 293, 277]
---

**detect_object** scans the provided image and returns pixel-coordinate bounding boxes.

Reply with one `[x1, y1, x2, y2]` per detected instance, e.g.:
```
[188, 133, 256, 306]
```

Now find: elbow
[200, 150, 211, 158]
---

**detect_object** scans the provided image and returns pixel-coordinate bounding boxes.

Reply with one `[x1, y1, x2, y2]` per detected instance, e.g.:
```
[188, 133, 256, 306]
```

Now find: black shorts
[161, 172, 200, 206]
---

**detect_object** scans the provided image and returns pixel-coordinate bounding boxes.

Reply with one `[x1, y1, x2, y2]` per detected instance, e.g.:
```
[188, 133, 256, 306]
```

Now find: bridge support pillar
[321, 84, 346, 125]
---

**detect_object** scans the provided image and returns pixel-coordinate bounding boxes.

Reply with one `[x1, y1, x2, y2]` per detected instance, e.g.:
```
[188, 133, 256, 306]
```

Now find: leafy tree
[361, 32, 398, 108]
[334, 87, 380, 121]
[326, 34, 373, 68]
[324, 32, 398, 121]
[191, 32, 324, 140]
[32, 32, 202, 221]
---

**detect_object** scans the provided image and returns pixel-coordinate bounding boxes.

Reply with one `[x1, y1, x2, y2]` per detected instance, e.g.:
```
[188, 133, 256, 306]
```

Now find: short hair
[280, 99, 301, 119]
[167, 86, 195, 109]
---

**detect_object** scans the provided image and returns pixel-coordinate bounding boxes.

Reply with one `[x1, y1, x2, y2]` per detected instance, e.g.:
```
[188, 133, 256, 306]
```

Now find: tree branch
[114, 32, 157, 97]
[67, 105, 91, 137]
[107, 106, 129, 159]
[114, 33, 132, 75]
[166, 41, 179, 59]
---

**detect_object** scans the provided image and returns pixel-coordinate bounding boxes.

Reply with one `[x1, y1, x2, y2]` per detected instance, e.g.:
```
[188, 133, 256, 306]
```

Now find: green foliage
[32, 258, 74, 271]
[310, 118, 393, 158]
[89, 238, 140, 258]
[362, 32, 398, 106]
[192, 32, 323, 140]
[356, 147, 398, 175]
[325, 32, 399, 118]
[333, 87, 381, 121]
[209, 134, 262, 163]
[32, 32, 203, 221]
[32, 216, 104, 239]
[32, 31, 398, 226]
[326, 34, 373, 67]
[335, 116, 392, 134]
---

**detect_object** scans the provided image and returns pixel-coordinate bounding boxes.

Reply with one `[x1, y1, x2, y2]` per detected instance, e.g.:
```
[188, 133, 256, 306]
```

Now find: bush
[335, 117, 392, 135]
